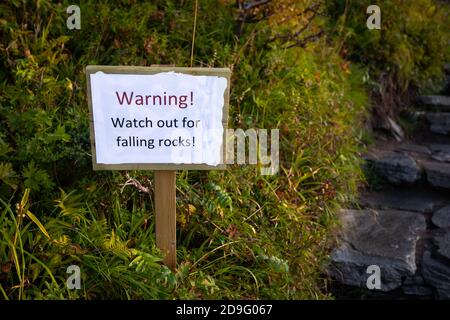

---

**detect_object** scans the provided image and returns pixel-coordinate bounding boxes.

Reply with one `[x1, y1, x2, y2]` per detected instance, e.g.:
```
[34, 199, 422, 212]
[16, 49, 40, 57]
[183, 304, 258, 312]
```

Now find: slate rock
[361, 188, 445, 213]
[422, 251, 450, 299]
[402, 276, 434, 296]
[430, 144, 450, 153]
[419, 95, 450, 109]
[430, 144, 450, 162]
[426, 113, 450, 135]
[398, 143, 430, 155]
[432, 205, 450, 228]
[330, 209, 426, 291]
[431, 153, 450, 163]
[423, 161, 450, 189]
[364, 150, 421, 184]
[435, 230, 450, 260]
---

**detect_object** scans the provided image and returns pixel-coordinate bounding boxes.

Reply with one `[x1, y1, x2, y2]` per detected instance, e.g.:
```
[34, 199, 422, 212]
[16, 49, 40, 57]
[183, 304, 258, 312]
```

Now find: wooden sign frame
[85, 65, 231, 171]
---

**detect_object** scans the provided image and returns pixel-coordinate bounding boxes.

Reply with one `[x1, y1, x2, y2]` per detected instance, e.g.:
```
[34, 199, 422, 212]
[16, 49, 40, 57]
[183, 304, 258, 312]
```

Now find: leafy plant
[327, 0, 450, 117]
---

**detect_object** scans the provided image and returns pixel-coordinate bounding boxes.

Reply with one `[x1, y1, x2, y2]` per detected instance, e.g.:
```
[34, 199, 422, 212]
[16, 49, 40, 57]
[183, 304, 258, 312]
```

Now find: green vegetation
[327, 0, 450, 113]
[0, 0, 447, 300]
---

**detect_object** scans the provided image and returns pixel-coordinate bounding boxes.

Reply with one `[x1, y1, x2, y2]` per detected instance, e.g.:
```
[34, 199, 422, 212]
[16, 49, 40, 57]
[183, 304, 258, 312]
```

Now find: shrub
[327, 0, 450, 116]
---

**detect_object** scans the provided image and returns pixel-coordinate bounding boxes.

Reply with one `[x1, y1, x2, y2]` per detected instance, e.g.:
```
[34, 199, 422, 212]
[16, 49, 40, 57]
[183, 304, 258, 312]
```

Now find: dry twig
[121, 173, 151, 195]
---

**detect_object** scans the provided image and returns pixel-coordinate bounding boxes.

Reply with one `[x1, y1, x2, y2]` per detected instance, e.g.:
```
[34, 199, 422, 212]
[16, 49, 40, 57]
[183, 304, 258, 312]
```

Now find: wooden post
[155, 170, 177, 271]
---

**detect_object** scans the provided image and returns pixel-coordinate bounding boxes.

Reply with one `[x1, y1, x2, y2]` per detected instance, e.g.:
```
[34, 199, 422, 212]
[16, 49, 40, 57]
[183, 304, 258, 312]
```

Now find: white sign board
[86, 66, 231, 170]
